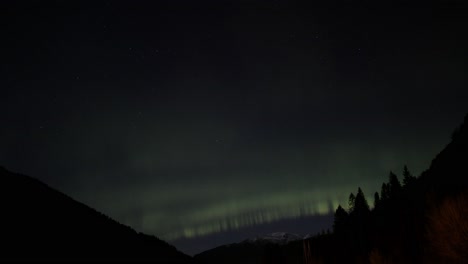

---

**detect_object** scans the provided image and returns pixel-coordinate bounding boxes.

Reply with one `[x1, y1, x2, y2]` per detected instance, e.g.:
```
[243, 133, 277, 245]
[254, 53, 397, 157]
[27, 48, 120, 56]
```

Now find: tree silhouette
[402, 165, 416, 187]
[348, 193, 356, 212]
[333, 205, 348, 234]
[373, 192, 380, 208]
[380, 183, 389, 202]
[388, 171, 402, 197]
[354, 187, 370, 215]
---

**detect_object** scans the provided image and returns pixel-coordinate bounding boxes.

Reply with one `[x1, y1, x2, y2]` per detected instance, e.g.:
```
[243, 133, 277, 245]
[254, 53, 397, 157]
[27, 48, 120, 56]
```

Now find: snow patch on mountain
[244, 232, 305, 245]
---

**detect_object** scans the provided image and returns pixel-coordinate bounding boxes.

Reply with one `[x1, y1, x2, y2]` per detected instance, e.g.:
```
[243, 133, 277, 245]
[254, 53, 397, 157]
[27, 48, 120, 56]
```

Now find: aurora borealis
[1, 0, 467, 255]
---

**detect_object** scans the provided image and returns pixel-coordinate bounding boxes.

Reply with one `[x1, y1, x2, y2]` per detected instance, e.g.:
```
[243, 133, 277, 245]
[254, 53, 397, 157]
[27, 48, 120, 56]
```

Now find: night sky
[1, 0, 467, 255]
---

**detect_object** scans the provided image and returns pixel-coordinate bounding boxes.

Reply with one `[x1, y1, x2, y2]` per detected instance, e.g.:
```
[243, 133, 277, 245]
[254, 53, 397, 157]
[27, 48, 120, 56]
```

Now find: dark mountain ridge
[0, 167, 192, 262]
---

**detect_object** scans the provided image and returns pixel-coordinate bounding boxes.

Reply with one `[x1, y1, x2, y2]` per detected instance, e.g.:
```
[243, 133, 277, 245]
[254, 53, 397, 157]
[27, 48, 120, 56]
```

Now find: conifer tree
[388, 171, 402, 197]
[348, 193, 356, 212]
[374, 191, 380, 208]
[380, 183, 389, 201]
[354, 187, 370, 214]
[333, 205, 348, 234]
[402, 165, 416, 186]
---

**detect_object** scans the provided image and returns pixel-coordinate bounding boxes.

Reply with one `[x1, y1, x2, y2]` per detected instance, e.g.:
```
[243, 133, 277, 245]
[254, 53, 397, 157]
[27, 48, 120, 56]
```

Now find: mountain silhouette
[195, 239, 285, 264]
[419, 114, 468, 196]
[0, 167, 193, 262]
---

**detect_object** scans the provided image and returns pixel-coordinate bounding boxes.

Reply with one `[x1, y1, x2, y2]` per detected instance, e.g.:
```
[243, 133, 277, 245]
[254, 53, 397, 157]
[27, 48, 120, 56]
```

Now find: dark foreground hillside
[0, 167, 192, 262]
[195, 114, 468, 264]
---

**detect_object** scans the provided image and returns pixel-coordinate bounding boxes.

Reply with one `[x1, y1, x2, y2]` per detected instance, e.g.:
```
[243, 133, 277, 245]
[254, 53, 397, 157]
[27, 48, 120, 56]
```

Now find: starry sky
[1, 0, 467, 255]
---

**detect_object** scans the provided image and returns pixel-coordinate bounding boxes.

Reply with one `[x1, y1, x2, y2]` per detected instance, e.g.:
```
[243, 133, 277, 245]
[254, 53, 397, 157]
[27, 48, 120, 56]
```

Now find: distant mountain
[195, 238, 283, 264]
[245, 232, 303, 245]
[194, 232, 306, 264]
[0, 167, 192, 262]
